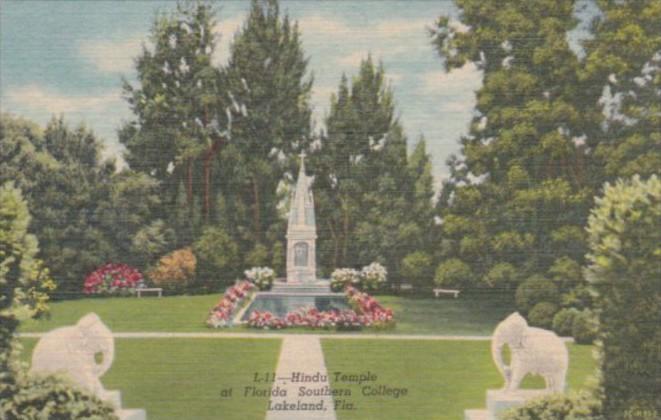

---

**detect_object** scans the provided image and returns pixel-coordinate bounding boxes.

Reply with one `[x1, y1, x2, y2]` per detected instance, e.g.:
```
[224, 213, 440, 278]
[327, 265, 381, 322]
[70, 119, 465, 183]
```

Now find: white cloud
[297, 15, 353, 36]
[213, 14, 246, 66]
[337, 50, 366, 67]
[79, 37, 145, 74]
[5, 84, 122, 114]
[372, 18, 430, 35]
[420, 62, 482, 93]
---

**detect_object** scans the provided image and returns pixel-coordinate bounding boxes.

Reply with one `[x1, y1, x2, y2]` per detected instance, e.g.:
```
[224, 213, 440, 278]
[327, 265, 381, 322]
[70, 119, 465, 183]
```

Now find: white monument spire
[286, 152, 316, 283]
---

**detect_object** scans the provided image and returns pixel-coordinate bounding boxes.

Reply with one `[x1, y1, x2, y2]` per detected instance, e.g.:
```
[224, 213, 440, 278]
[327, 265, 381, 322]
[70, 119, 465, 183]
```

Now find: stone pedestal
[117, 409, 147, 420]
[105, 390, 147, 420]
[465, 389, 550, 420]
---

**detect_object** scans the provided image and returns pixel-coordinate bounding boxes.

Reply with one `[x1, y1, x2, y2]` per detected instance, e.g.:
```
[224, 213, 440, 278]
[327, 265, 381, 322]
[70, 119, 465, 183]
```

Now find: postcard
[1, 1, 659, 419]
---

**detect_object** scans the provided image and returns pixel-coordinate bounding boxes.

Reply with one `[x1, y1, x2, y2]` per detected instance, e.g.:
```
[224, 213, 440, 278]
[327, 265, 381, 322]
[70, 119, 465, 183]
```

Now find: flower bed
[206, 281, 256, 328]
[83, 263, 144, 296]
[246, 286, 394, 330]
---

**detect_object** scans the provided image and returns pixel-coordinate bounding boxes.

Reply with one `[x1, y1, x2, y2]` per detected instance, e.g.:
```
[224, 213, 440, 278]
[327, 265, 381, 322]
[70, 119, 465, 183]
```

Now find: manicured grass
[321, 340, 596, 420]
[377, 293, 514, 335]
[20, 295, 221, 333]
[19, 338, 281, 420]
[20, 293, 515, 335]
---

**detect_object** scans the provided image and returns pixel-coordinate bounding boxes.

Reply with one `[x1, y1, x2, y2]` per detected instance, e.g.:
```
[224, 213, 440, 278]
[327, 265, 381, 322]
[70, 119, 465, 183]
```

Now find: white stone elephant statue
[30, 312, 115, 399]
[491, 312, 568, 393]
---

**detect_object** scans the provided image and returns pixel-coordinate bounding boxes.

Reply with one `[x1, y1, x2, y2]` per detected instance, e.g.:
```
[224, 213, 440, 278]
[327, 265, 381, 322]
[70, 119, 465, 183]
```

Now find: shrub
[330, 268, 361, 292]
[552, 308, 580, 337]
[245, 266, 275, 291]
[400, 252, 434, 289]
[245, 243, 269, 268]
[527, 302, 559, 329]
[572, 309, 598, 345]
[360, 262, 388, 290]
[501, 390, 603, 420]
[434, 258, 472, 289]
[130, 219, 175, 269]
[515, 275, 559, 314]
[193, 227, 240, 291]
[83, 263, 144, 296]
[586, 175, 661, 417]
[0, 375, 117, 419]
[483, 262, 520, 290]
[147, 248, 196, 292]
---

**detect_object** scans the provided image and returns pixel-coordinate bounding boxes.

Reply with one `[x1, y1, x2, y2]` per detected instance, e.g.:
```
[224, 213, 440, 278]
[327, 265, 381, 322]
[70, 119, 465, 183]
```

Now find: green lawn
[322, 340, 596, 420]
[20, 338, 281, 420]
[20, 293, 514, 335]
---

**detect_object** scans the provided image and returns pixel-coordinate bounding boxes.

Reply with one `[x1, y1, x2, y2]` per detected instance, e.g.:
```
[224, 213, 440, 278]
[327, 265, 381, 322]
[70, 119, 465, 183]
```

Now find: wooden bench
[433, 288, 460, 298]
[136, 287, 163, 298]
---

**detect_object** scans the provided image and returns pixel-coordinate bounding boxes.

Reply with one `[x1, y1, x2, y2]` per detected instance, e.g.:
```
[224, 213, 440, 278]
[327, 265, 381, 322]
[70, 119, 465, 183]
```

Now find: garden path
[265, 335, 336, 420]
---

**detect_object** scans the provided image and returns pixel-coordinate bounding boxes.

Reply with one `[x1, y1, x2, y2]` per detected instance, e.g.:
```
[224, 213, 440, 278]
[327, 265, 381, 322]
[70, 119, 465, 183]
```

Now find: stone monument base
[117, 409, 147, 420]
[465, 389, 550, 420]
[105, 390, 146, 420]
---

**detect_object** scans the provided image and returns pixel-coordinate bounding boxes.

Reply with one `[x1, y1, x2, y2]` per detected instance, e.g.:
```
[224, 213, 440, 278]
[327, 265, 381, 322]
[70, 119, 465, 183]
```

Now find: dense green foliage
[431, 0, 660, 332]
[502, 390, 603, 420]
[0, 184, 112, 418]
[583, 1, 661, 182]
[0, 375, 117, 420]
[400, 251, 434, 289]
[527, 302, 559, 329]
[551, 307, 580, 337]
[434, 258, 472, 289]
[586, 175, 661, 418]
[192, 227, 240, 291]
[1, 116, 114, 297]
[0, 115, 168, 297]
[0, 183, 54, 395]
[431, 0, 593, 312]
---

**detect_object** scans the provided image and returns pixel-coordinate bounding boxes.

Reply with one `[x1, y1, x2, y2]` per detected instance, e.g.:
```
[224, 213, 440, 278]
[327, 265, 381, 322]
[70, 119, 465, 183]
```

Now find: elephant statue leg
[508, 360, 526, 391]
[547, 372, 565, 393]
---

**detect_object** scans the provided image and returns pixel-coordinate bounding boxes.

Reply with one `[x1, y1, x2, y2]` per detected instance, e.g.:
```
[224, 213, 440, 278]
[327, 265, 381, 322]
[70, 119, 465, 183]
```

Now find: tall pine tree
[313, 57, 435, 284]
[219, 0, 313, 265]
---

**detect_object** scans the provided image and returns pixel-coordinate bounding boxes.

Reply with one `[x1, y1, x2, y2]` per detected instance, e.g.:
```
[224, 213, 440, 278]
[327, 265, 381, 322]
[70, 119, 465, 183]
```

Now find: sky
[1, 1, 589, 187]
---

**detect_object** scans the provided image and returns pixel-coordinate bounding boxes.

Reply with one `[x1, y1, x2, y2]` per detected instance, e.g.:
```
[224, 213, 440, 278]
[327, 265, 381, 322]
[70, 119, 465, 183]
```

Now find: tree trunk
[327, 220, 339, 268]
[341, 199, 350, 266]
[252, 175, 261, 243]
[202, 139, 223, 222]
[187, 159, 193, 210]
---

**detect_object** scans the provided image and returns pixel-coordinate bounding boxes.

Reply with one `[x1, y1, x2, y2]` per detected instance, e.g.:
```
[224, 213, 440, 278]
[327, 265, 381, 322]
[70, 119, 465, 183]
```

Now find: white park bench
[136, 287, 163, 298]
[433, 288, 460, 298]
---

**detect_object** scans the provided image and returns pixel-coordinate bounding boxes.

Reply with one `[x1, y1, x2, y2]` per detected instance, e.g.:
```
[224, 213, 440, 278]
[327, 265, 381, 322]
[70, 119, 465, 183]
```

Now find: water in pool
[241, 293, 349, 320]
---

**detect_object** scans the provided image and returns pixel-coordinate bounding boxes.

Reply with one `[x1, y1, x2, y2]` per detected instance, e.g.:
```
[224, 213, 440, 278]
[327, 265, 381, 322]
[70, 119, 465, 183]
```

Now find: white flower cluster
[331, 263, 388, 291]
[245, 266, 275, 291]
[330, 268, 361, 291]
[361, 262, 388, 290]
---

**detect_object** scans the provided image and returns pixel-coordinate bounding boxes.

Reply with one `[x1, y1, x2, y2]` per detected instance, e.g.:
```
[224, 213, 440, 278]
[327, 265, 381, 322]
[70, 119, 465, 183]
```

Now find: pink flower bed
[206, 281, 256, 328]
[83, 263, 144, 296]
[246, 286, 394, 330]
